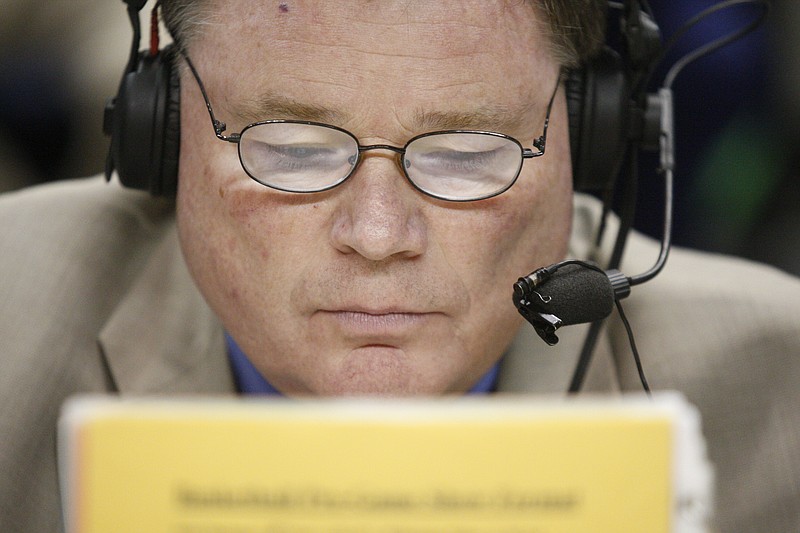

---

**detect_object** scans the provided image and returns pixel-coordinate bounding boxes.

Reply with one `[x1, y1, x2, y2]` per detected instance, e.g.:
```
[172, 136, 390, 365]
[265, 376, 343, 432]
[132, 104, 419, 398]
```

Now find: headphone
[104, 1, 660, 197]
[104, 1, 180, 195]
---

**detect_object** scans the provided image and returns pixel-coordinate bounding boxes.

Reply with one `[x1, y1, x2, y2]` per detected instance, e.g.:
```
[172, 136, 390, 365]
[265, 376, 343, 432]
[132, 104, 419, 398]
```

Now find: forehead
[196, 0, 544, 45]
[189, 1, 558, 132]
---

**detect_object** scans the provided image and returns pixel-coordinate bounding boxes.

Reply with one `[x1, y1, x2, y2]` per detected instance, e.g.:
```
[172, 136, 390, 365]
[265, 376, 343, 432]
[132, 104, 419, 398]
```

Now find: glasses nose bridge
[358, 143, 406, 156]
[355, 143, 408, 174]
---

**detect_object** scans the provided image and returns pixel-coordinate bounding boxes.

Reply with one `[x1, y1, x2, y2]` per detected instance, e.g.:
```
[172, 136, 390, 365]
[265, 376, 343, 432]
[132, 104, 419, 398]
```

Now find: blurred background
[0, 0, 798, 275]
[642, 0, 800, 277]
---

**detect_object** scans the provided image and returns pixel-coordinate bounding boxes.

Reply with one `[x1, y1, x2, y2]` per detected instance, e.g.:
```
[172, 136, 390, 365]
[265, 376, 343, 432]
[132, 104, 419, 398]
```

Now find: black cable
[569, 1, 770, 394]
[640, 0, 770, 93]
[662, 0, 770, 89]
[609, 149, 639, 270]
[568, 145, 639, 394]
[627, 3, 768, 286]
[628, 165, 672, 286]
[616, 300, 650, 394]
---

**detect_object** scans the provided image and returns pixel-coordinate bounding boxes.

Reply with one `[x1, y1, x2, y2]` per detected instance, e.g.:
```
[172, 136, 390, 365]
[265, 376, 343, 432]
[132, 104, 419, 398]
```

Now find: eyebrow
[232, 94, 346, 124]
[412, 104, 538, 133]
[231, 92, 545, 135]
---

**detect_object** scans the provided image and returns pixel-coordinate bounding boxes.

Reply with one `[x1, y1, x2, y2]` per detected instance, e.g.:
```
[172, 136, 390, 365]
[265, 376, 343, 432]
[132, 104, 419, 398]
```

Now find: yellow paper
[59, 395, 707, 533]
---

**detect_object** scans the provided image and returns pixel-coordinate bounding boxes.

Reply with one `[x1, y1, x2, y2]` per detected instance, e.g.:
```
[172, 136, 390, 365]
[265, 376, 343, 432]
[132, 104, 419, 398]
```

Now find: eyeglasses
[181, 50, 560, 202]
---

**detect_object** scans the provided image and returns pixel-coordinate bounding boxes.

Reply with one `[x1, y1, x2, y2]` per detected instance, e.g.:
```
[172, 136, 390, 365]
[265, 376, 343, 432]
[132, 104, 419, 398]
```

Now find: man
[1, 1, 798, 532]
[175, 0, 573, 396]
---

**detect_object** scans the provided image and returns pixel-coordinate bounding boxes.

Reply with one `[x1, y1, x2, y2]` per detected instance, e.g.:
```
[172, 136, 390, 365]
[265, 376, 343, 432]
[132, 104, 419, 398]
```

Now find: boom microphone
[513, 262, 630, 345]
[512, 0, 769, 394]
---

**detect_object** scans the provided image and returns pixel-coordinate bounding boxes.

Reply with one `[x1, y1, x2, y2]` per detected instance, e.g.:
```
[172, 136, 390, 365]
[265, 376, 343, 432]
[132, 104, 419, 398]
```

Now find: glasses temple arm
[178, 48, 239, 143]
[526, 71, 562, 156]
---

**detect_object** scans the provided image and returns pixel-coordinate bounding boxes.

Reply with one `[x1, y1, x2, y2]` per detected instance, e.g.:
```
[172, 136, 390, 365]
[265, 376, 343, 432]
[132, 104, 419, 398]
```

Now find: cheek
[176, 168, 243, 312]
[497, 115, 574, 272]
[444, 163, 572, 286]
[176, 120, 333, 321]
[418, 154, 572, 382]
[179, 175, 305, 289]
[444, 106, 573, 286]
[176, 103, 282, 308]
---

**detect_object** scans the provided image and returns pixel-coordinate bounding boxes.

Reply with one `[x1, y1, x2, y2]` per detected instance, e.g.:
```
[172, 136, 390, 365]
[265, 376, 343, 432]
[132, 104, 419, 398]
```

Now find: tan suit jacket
[1, 177, 799, 532]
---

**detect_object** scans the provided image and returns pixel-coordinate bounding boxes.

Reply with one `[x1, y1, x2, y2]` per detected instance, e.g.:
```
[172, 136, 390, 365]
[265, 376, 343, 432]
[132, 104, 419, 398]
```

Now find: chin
[305, 346, 453, 397]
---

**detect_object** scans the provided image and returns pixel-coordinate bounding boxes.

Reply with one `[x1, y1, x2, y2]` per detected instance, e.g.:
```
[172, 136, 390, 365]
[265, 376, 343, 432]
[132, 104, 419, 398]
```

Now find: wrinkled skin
[176, 0, 573, 395]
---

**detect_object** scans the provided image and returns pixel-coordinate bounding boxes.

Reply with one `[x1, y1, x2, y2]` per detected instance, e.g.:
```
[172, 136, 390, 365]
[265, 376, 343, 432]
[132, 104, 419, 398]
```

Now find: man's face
[176, 0, 573, 395]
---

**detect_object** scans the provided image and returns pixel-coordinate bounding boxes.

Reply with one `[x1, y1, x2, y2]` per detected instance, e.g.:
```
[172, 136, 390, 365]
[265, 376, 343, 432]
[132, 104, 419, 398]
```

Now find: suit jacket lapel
[99, 224, 235, 394]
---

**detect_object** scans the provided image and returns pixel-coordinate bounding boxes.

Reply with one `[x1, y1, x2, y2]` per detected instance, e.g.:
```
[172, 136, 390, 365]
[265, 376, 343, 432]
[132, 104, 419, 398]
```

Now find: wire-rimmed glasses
[181, 50, 560, 202]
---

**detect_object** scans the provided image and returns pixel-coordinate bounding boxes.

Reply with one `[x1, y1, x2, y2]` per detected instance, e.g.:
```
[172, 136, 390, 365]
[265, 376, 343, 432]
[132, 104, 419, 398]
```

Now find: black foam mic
[513, 262, 630, 345]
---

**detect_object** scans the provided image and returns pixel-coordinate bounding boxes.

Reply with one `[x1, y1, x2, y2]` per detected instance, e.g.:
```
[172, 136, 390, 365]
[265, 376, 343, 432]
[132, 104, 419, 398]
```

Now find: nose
[330, 156, 427, 261]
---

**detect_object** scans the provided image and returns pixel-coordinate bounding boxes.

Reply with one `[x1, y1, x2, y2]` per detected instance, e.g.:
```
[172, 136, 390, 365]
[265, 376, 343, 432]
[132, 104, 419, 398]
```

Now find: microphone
[513, 262, 630, 345]
[512, 86, 674, 349]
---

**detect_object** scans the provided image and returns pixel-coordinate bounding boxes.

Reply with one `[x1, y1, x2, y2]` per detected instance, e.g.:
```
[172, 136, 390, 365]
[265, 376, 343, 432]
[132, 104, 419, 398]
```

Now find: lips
[296, 266, 466, 345]
[315, 309, 438, 341]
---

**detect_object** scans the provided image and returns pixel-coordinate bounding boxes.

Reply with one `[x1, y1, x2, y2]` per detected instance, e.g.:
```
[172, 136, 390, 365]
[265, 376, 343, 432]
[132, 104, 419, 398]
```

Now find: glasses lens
[404, 132, 523, 201]
[238, 122, 358, 192]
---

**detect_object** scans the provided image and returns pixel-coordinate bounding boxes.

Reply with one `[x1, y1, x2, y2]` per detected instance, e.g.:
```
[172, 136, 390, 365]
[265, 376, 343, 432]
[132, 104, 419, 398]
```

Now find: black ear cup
[566, 47, 631, 193]
[160, 47, 181, 196]
[105, 44, 181, 196]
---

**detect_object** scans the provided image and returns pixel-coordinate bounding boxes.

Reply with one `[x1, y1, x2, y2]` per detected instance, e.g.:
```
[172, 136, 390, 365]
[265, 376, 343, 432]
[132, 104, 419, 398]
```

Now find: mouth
[317, 309, 437, 340]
